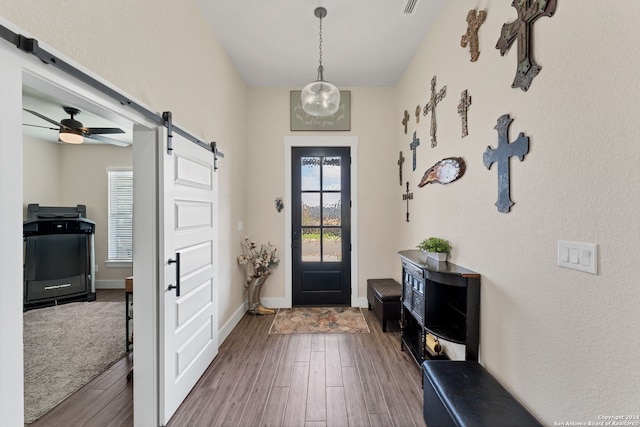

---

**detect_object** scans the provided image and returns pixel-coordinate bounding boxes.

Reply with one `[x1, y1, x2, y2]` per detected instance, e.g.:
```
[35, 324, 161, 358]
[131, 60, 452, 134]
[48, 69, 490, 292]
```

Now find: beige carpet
[268, 307, 370, 334]
[23, 301, 126, 424]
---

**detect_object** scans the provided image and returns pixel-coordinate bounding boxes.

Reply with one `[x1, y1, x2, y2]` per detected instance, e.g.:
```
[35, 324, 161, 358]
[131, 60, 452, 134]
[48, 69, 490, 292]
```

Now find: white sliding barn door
[160, 131, 218, 424]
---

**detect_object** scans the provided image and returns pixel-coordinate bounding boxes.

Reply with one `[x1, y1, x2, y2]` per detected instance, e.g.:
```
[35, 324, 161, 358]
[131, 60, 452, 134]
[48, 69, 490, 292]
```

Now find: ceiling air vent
[402, 0, 421, 15]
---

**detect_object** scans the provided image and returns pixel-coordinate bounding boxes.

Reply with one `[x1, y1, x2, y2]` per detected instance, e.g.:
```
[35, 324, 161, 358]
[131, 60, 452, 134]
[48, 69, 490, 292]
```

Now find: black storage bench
[422, 360, 542, 427]
[367, 278, 401, 332]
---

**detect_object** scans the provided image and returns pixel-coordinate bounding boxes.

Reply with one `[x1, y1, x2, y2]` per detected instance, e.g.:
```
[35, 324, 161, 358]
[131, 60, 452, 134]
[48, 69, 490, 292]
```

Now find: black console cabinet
[398, 250, 480, 363]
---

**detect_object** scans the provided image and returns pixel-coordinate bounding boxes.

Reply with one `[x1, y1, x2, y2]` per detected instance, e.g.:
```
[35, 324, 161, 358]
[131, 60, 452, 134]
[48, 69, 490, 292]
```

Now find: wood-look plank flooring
[27, 296, 425, 427]
[168, 309, 425, 427]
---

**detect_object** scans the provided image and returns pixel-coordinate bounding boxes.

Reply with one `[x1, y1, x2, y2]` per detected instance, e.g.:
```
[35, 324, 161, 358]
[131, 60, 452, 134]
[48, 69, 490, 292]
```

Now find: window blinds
[108, 170, 133, 261]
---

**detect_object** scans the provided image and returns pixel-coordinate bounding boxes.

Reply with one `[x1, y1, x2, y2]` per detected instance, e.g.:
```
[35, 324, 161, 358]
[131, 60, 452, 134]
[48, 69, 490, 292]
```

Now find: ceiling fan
[23, 106, 129, 147]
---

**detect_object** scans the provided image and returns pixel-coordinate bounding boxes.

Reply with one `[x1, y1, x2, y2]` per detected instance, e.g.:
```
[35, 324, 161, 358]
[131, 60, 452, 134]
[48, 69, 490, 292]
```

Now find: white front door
[160, 130, 218, 424]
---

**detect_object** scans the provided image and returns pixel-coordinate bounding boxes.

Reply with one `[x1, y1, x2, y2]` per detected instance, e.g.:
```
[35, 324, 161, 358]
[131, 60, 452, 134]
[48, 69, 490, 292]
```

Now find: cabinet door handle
[168, 252, 181, 297]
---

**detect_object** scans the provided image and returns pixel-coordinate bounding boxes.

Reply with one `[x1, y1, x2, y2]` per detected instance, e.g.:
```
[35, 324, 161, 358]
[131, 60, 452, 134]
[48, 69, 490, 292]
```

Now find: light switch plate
[558, 240, 597, 274]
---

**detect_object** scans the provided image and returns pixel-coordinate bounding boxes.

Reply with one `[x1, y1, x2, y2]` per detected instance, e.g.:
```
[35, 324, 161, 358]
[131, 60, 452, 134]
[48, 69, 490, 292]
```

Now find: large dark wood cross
[397, 151, 405, 186]
[423, 76, 446, 148]
[409, 131, 420, 171]
[496, 0, 557, 91]
[403, 181, 413, 222]
[483, 114, 529, 213]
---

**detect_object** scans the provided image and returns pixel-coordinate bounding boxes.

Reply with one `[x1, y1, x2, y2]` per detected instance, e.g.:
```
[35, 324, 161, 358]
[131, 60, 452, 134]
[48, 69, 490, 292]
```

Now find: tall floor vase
[247, 276, 274, 315]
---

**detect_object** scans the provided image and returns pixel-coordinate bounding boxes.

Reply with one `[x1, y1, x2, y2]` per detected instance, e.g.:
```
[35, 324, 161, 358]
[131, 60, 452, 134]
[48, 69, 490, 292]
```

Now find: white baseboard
[96, 279, 125, 289]
[218, 302, 248, 345]
[260, 297, 289, 309]
[352, 297, 368, 308]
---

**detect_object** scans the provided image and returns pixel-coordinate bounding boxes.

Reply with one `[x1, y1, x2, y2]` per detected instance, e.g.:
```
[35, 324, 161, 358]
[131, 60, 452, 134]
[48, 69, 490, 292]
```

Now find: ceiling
[196, 0, 446, 87]
[22, 0, 446, 145]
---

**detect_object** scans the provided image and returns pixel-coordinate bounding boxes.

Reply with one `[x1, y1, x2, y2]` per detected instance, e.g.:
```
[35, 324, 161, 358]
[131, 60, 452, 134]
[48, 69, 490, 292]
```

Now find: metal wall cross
[403, 181, 413, 222]
[402, 110, 410, 134]
[397, 151, 405, 186]
[457, 90, 472, 138]
[423, 76, 446, 148]
[415, 105, 421, 123]
[483, 114, 529, 213]
[461, 9, 487, 62]
[409, 131, 420, 171]
[496, 0, 557, 91]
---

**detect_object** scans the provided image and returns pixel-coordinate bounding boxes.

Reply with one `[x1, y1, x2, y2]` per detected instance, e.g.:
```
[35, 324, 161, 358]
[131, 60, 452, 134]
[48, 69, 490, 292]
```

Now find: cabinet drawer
[403, 260, 424, 280]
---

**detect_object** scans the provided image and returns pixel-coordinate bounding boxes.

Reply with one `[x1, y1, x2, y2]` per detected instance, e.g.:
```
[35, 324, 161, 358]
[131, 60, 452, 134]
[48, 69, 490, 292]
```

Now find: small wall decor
[409, 131, 420, 171]
[457, 90, 472, 138]
[496, 0, 557, 91]
[397, 151, 405, 186]
[415, 105, 421, 123]
[483, 114, 529, 213]
[461, 9, 487, 62]
[418, 157, 466, 187]
[290, 90, 351, 131]
[274, 197, 284, 213]
[423, 76, 446, 148]
[402, 110, 410, 134]
[403, 181, 413, 222]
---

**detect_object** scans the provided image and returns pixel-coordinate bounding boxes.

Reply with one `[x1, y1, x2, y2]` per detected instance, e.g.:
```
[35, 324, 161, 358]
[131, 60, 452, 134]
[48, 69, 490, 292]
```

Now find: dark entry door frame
[283, 136, 361, 308]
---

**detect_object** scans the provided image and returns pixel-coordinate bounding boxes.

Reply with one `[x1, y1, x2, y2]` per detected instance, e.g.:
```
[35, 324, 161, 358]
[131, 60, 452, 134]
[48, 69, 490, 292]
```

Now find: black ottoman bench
[367, 278, 401, 332]
[422, 360, 542, 427]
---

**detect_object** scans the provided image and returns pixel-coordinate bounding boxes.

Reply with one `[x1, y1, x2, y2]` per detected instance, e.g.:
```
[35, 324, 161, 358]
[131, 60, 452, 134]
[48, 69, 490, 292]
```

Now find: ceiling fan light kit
[59, 130, 83, 144]
[301, 6, 340, 117]
[23, 106, 125, 146]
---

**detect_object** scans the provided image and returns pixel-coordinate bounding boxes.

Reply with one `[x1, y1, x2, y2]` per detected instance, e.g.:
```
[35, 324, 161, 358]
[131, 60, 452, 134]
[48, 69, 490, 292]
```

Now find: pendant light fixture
[301, 6, 340, 117]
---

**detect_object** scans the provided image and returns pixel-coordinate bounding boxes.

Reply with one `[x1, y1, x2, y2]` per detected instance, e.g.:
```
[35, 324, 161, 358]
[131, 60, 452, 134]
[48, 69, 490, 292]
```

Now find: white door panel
[161, 130, 218, 424]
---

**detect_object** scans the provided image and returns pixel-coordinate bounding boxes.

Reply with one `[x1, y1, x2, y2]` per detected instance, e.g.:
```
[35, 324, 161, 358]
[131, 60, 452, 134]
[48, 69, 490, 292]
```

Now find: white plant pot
[427, 251, 448, 262]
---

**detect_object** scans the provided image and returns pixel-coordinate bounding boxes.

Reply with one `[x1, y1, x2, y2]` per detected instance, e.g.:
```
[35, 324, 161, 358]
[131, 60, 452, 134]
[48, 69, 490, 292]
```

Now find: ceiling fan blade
[23, 123, 59, 131]
[85, 133, 130, 147]
[82, 127, 125, 135]
[23, 108, 63, 127]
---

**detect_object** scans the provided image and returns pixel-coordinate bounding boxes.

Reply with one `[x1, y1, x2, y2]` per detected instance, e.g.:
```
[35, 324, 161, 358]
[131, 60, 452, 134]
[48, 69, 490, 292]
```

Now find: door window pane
[322, 193, 341, 226]
[302, 228, 321, 262]
[322, 228, 342, 262]
[301, 157, 320, 191]
[301, 193, 320, 226]
[322, 157, 341, 190]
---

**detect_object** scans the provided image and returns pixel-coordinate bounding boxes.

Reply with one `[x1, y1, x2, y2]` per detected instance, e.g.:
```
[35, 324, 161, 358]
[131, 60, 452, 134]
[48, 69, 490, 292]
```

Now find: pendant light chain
[318, 13, 323, 68]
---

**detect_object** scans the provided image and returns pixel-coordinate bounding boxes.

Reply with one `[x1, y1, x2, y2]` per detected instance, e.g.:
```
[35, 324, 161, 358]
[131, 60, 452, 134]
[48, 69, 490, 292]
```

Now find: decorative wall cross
[483, 114, 530, 213]
[397, 151, 405, 186]
[457, 90, 472, 138]
[415, 105, 421, 123]
[423, 76, 446, 148]
[409, 131, 420, 171]
[402, 110, 410, 134]
[496, 0, 557, 91]
[403, 181, 413, 222]
[461, 9, 487, 62]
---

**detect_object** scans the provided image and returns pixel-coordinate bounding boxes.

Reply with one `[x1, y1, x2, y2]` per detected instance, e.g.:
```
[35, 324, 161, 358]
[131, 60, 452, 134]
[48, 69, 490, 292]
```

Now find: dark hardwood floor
[28, 296, 425, 427]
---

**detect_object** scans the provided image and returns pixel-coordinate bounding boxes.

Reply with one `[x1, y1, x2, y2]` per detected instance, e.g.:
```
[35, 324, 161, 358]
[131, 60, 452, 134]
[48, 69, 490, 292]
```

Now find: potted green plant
[417, 237, 452, 262]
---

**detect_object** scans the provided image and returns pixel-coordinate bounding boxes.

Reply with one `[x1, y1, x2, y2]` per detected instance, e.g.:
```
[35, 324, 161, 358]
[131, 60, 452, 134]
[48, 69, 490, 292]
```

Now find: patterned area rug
[23, 301, 126, 423]
[268, 307, 370, 334]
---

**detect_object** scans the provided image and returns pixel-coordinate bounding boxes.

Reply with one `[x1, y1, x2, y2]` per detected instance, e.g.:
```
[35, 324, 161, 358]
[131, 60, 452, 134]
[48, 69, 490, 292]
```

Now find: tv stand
[398, 250, 480, 363]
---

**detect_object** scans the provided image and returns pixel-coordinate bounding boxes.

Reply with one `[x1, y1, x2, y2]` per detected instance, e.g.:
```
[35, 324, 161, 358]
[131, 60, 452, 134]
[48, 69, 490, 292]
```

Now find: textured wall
[396, 0, 640, 423]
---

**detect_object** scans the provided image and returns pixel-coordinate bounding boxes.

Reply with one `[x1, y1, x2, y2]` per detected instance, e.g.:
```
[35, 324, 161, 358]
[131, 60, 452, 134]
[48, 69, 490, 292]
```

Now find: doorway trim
[283, 136, 361, 307]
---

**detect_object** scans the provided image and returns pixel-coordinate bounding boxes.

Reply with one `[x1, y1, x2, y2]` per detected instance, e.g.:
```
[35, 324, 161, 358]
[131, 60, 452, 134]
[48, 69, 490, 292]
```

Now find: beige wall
[1, 0, 247, 331]
[244, 87, 398, 302]
[23, 135, 62, 215]
[396, 0, 640, 423]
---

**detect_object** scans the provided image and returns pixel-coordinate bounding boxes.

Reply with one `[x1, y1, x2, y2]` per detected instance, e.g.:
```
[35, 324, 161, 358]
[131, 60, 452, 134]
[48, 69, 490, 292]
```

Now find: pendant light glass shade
[301, 7, 340, 117]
